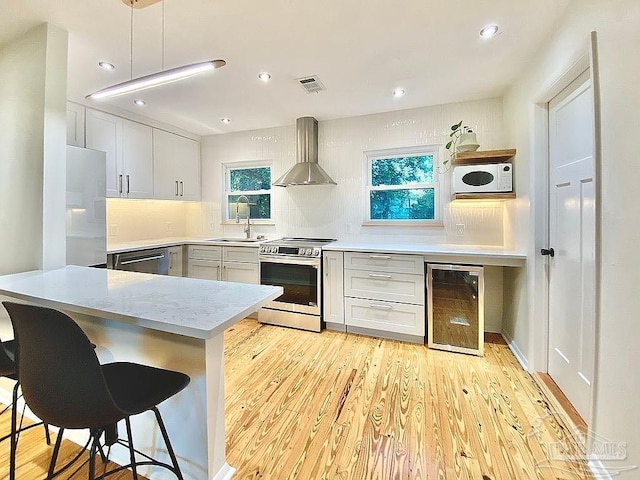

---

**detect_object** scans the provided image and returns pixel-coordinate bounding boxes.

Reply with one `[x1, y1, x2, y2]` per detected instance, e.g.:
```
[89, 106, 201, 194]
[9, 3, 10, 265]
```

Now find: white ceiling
[1, 0, 571, 135]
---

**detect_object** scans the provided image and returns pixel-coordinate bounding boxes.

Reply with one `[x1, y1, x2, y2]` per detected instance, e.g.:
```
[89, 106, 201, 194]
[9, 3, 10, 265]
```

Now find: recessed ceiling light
[392, 88, 406, 97]
[98, 61, 115, 70]
[221, 118, 231, 124]
[134, 99, 146, 106]
[258, 72, 271, 82]
[480, 24, 499, 38]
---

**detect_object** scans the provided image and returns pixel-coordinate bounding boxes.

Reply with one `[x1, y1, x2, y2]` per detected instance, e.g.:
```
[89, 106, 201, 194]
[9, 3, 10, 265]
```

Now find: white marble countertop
[324, 241, 526, 267]
[0, 266, 282, 339]
[107, 237, 268, 254]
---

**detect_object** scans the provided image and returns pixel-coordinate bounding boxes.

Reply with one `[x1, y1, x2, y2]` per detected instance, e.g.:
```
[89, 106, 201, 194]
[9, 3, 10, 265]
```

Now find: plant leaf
[446, 141, 452, 149]
[451, 121, 462, 131]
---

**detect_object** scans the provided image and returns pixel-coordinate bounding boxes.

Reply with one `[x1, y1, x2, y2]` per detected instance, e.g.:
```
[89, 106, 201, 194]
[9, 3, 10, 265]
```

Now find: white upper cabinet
[153, 129, 201, 201]
[85, 109, 154, 199]
[122, 119, 154, 199]
[85, 109, 123, 198]
[66, 102, 85, 147]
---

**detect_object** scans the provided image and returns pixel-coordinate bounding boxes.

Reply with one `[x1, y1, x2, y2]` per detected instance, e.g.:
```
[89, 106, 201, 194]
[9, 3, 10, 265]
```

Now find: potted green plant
[441, 121, 479, 172]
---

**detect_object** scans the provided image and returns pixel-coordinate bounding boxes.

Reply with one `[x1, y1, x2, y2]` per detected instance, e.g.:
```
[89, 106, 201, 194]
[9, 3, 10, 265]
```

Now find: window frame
[363, 145, 444, 225]
[222, 161, 273, 224]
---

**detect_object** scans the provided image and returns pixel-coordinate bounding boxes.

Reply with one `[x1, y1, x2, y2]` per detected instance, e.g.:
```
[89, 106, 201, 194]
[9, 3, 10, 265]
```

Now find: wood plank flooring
[225, 320, 593, 480]
[1, 319, 592, 479]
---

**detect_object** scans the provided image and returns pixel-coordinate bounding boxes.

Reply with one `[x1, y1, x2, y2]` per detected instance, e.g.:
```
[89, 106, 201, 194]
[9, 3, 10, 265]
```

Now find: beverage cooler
[426, 264, 484, 356]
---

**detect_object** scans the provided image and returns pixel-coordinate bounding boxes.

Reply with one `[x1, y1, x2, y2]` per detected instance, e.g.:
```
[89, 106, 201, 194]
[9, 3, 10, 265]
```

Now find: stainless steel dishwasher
[108, 248, 170, 275]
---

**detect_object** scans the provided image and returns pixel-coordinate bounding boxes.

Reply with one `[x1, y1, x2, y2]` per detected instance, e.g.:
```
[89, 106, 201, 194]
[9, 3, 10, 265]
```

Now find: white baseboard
[501, 330, 529, 371]
[212, 462, 236, 480]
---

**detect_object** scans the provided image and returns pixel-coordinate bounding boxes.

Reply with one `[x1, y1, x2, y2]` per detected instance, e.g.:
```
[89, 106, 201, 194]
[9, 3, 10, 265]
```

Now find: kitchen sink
[206, 237, 262, 243]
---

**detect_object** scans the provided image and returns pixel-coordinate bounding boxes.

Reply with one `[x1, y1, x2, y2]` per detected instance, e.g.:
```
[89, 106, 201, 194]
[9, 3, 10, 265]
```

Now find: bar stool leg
[46, 427, 64, 480]
[9, 382, 19, 480]
[124, 417, 139, 480]
[153, 407, 184, 480]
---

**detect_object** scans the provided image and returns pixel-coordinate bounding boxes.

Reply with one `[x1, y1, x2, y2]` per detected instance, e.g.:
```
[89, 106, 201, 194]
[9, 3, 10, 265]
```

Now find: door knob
[540, 248, 555, 257]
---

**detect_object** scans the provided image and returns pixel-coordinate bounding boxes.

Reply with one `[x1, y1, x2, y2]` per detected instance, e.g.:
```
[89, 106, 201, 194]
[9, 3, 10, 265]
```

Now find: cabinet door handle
[180, 181, 184, 196]
[369, 254, 391, 260]
[324, 256, 328, 277]
[126, 174, 130, 194]
[175, 180, 179, 196]
[368, 273, 392, 279]
[119, 174, 123, 194]
[369, 303, 393, 310]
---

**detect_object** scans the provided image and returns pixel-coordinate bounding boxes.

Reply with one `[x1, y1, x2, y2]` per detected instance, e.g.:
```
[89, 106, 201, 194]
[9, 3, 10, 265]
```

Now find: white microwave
[452, 163, 513, 193]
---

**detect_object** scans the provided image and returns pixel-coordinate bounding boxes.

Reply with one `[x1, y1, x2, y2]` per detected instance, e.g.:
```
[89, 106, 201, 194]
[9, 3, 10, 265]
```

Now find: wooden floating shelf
[452, 148, 516, 166]
[452, 192, 516, 201]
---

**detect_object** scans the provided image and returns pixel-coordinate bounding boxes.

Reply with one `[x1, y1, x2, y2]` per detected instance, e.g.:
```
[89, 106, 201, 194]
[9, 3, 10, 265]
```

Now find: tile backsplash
[198, 97, 508, 246]
[107, 199, 190, 243]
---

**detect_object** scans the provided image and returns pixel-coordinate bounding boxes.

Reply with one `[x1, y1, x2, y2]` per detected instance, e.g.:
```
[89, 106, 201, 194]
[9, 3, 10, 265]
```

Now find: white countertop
[324, 241, 526, 266]
[107, 237, 267, 254]
[0, 266, 282, 339]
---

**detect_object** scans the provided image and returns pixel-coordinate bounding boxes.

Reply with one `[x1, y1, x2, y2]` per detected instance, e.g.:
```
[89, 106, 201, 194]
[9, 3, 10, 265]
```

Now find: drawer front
[344, 270, 425, 305]
[188, 245, 221, 261]
[223, 246, 258, 264]
[344, 251, 423, 274]
[345, 298, 425, 336]
[187, 259, 221, 280]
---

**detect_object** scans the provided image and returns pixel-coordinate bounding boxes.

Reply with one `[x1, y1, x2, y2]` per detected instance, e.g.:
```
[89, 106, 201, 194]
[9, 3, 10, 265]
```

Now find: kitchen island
[0, 265, 282, 480]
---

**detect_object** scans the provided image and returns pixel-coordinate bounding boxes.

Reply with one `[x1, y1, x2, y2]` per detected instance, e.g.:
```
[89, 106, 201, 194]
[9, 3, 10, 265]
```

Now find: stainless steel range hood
[272, 117, 337, 187]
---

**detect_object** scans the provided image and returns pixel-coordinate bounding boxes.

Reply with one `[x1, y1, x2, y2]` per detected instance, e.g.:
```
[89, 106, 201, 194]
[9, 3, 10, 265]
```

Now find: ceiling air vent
[297, 75, 326, 94]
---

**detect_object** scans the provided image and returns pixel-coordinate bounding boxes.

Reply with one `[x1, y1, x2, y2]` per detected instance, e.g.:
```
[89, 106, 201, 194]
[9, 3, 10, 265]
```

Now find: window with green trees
[365, 147, 439, 222]
[224, 164, 272, 221]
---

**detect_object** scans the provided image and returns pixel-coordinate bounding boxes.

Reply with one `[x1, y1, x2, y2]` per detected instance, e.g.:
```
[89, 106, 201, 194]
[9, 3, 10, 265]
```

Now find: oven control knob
[271, 246, 278, 254]
[313, 248, 320, 257]
[306, 248, 313, 256]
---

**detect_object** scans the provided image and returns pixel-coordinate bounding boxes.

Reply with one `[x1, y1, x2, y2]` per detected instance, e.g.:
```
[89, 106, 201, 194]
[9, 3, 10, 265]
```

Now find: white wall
[504, 0, 640, 475]
[0, 23, 68, 388]
[198, 98, 508, 246]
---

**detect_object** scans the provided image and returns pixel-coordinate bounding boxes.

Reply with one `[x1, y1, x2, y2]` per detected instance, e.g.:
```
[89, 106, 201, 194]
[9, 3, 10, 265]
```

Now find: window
[365, 146, 440, 222]
[224, 163, 272, 222]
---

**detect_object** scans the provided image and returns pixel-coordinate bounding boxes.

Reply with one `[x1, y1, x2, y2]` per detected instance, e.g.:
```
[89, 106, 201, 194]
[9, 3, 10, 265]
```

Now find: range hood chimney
[272, 117, 337, 187]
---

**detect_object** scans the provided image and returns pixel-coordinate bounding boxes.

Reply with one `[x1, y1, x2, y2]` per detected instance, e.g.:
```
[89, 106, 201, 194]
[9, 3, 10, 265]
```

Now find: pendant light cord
[162, 0, 165, 72]
[130, 1, 134, 80]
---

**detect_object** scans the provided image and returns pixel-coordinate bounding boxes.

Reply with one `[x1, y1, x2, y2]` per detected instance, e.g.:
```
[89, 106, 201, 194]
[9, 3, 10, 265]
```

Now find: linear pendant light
[86, 0, 226, 100]
[86, 60, 226, 99]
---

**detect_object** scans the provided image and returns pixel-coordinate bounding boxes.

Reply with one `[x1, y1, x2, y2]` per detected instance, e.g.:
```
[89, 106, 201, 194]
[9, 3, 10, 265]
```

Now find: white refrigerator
[66, 146, 107, 267]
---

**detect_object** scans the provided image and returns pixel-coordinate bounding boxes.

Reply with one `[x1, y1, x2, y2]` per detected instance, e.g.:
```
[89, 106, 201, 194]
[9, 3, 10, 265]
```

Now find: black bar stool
[3, 301, 190, 480]
[0, 337, 51, 480]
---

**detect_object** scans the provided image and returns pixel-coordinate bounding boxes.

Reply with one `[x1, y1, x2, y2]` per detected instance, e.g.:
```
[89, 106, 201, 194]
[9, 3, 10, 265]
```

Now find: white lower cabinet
[168, 246, 183, 277]
[345, 298, 425, 336]
[187, 259, 221, 280]
[187, 245, 221, 280]
[187, 244, 258, 284]
[323, 251, 344, 329]
[222, 261, 259, 284]
[342, 251, 425, 340]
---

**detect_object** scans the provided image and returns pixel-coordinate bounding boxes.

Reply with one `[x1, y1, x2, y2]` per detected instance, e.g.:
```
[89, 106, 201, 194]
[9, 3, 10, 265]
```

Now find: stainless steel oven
[258, 238, 335, 332]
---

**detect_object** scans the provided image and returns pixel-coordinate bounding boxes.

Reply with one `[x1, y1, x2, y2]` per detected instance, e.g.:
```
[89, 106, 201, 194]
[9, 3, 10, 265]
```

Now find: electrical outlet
[109, 224, 118, 236]
[455, 223, 465, 237]
[166, 222, 174, 233]
[345, 223, 352, 234]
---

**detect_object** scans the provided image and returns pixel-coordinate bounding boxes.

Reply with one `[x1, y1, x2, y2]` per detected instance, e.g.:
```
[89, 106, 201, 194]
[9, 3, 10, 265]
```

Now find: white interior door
[547, 69, 595, 421]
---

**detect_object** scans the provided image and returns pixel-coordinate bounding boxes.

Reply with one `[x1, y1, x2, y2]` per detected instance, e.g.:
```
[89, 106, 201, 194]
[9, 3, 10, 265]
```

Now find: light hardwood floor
[225, 319, 593, 480]
[1, 319, 591, 479]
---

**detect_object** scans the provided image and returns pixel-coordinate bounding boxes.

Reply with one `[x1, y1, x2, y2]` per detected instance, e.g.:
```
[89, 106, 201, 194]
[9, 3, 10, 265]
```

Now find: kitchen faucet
[236, 195, 251, 239]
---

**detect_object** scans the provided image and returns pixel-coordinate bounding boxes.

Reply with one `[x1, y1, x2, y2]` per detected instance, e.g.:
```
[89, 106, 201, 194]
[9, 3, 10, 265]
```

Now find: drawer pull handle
[369, 255, 391, 260]
[369, 303, 393, 310]
[368, 273, 392, 279]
